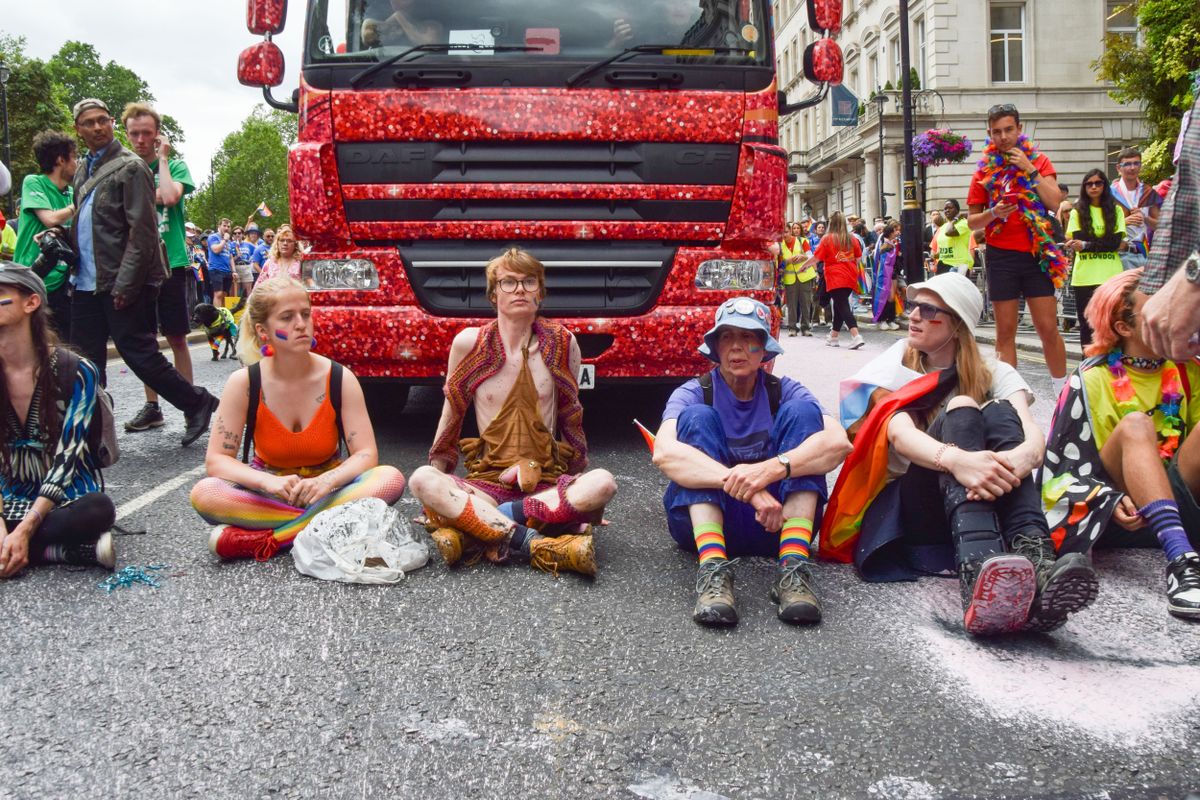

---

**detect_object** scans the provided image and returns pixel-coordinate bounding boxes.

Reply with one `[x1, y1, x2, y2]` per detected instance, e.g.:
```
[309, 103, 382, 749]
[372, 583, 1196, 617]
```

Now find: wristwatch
[1185, 252, 1200, 285]
[776, 453, 792, 479]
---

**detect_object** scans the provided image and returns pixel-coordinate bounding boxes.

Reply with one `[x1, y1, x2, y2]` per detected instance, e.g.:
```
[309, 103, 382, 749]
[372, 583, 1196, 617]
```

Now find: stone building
[774, 0, 1146, 222]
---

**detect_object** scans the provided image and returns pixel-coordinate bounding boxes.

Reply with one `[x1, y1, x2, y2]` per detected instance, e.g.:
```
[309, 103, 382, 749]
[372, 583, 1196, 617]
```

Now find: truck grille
[336, 142, 740, 186]
[400, 242, 676, 317]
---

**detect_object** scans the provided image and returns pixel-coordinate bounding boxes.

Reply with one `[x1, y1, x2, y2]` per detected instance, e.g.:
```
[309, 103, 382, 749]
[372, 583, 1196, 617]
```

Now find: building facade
[774, 0, 1146, 223]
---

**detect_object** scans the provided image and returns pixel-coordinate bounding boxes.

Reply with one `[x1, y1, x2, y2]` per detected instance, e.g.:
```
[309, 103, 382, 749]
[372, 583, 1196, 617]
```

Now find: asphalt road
[2, 327, 1199, 800]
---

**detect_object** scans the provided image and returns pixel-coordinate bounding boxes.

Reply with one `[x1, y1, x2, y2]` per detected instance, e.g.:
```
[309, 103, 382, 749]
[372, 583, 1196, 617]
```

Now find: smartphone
[1001, 192, 1022, 206]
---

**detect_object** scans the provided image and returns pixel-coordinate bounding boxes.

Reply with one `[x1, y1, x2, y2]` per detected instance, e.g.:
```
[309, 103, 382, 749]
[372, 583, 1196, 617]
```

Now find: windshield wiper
[565, 45, 752, 89]
[351, 43, 541, 88]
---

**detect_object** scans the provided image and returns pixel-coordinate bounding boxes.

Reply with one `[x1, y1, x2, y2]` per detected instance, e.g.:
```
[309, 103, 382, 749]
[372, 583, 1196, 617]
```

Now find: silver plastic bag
[293, 498, 428, 584]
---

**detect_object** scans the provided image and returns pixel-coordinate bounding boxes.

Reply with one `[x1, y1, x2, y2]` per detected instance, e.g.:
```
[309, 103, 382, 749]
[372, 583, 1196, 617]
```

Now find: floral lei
[1106, 349, 1183, 460]
[976, 134, 1070, 289]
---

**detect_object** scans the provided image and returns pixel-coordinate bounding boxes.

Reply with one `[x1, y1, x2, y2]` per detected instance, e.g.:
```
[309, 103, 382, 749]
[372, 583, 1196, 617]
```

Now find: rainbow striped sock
[778, 517, 814, 564]
[693, 522, 727, 563]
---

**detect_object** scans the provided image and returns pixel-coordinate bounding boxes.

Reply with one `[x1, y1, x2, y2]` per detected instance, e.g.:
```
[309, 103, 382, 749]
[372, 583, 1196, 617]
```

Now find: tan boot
[430, 527, 465, 566]
[528, 533, 596, 577]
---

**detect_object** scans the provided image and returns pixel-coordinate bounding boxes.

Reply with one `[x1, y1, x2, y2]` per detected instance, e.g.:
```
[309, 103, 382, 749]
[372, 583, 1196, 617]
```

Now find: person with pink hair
[1042, 269, 1200, 619]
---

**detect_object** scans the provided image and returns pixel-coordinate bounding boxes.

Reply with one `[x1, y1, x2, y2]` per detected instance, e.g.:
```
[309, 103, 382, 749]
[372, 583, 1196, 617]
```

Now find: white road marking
[106, 342, 212, 368]
[114, 464, 206, 521]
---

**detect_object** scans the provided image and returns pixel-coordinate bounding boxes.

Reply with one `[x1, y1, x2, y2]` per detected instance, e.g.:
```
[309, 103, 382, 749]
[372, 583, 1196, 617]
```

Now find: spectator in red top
[797, 211, 864, 349]
[966, 104, 1067, 397]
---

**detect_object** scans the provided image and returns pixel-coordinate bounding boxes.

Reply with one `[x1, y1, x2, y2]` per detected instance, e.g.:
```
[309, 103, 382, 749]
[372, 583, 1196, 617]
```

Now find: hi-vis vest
[781, 237, 816, 284]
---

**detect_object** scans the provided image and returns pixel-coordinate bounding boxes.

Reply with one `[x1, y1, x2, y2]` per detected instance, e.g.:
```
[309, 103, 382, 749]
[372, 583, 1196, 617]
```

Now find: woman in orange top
[190, 277, 406, 561]
[797, 211, 865, 349]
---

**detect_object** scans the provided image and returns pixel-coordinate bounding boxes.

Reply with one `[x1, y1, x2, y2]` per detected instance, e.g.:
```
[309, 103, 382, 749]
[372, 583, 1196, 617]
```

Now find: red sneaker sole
[964, 556, 1036, 636]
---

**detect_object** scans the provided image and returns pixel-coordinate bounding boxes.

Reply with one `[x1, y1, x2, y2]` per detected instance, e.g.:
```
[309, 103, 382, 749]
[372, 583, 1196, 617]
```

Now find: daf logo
[344, 146, 428, 165]
[674, 149, 735, 166]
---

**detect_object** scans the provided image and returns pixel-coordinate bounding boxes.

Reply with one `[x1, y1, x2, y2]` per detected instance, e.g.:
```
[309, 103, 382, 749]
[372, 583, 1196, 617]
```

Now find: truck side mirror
[806, 0, 843, 34]
[247, 0, 287, 36]
[803, 39, 843, 85]
[238, 41, 286, 88]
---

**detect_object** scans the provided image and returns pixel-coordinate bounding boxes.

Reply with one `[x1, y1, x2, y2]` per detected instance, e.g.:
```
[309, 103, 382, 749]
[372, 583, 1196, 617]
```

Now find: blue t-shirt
[662, 368, 825, 464]
[252, 241, 270, 268]
[236, 240, 255, 264]
[207, 232, 232, 273]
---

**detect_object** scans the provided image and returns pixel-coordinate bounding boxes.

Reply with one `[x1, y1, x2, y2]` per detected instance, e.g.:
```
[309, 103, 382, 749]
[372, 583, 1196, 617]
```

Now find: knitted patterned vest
[428, 319, 588, 474]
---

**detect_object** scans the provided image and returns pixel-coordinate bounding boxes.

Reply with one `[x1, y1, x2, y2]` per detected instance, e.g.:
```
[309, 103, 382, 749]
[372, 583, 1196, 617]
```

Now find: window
[915, 17, 927, 86]
[990, 4, 1025, 83]
[849, 68, 860, 97]
[1105, 1, 1138, 45]
[890, 36, 901, 83]
[868, 53, 879, 92]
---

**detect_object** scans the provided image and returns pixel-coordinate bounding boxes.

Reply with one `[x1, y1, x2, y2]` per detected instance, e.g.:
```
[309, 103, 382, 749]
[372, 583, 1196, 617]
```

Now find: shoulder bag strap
[330, 361, 345, 450]
[698, 371, 714, 406]
[243, 363, 261, 463]
[765, 372, 782, 417]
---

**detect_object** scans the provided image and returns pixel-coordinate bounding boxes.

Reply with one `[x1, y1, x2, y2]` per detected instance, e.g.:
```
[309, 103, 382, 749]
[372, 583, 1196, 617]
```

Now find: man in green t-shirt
[121, 103, 199, 434]
[14, 131, 78, 336]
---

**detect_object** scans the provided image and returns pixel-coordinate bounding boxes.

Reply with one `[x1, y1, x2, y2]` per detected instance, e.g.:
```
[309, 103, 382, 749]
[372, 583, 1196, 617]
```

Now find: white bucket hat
[905, 272, 983, 335]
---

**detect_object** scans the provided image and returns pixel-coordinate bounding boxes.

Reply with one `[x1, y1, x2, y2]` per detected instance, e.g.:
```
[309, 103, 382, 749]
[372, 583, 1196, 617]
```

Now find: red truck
[238, 0, 843, 407]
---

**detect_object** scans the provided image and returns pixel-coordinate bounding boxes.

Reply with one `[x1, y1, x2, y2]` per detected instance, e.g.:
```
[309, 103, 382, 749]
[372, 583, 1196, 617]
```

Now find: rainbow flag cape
[819, 349, 958, 563]
[633, 419, 656, 453]
[871, 246, 900, 323]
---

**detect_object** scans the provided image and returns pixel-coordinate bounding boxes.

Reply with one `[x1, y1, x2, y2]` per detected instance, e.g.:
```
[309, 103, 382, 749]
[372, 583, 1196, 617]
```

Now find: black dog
[192, 303, 239, 361]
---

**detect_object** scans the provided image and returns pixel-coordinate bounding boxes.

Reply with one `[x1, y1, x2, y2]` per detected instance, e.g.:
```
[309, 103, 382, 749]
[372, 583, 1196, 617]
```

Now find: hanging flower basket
[911, 128, 973, 167]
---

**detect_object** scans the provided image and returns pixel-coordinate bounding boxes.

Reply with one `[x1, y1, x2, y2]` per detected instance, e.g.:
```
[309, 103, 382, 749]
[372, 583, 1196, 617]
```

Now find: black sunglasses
[906, 300, 954, 321]
[1083, 180, 1106, 188]
[987, 103, 1018, 117]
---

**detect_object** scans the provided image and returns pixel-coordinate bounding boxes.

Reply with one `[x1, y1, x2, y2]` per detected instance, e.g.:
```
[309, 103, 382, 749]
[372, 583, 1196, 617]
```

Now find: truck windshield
[307, 0, 772, 68]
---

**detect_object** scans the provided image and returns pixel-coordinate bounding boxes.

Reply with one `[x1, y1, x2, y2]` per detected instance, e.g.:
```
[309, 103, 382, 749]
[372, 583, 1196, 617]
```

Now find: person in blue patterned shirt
[0, 263, 115, 577]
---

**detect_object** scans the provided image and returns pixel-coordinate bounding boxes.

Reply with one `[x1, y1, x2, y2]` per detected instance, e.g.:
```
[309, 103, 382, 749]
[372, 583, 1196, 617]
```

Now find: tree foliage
[1094, 0, 1200, 181]
[188, 106, 292, 230]
[0, 34, 185, 216]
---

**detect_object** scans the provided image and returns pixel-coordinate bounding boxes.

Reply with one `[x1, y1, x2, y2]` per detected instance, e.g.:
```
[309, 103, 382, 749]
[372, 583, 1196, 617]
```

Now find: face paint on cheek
[927, 319, 944, 325]
[274, 329, 289, 341]
[0, 299, 13, 307]
[747, 345, 763, 353]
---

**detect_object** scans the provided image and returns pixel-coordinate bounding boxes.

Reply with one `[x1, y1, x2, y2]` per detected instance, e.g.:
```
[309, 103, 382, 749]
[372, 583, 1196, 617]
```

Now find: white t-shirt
[886, 357, 1034, 478]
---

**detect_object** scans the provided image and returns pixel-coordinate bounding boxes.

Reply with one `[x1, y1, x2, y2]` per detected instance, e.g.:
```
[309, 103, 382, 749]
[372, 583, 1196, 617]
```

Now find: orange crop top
[253, 369, 339, 469]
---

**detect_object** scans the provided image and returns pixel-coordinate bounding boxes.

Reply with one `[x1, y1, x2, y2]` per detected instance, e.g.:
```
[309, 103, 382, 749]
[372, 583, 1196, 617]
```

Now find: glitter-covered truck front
[237, 0, 840, 395]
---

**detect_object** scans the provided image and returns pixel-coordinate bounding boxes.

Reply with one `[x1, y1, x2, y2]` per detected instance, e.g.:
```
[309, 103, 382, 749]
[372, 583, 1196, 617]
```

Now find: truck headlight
[694, 259, 774, 290]
[302, 259, 380, 291]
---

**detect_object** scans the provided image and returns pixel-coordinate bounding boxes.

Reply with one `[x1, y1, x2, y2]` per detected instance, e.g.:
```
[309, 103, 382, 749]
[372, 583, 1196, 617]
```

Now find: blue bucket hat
[698, 297, 784, 363]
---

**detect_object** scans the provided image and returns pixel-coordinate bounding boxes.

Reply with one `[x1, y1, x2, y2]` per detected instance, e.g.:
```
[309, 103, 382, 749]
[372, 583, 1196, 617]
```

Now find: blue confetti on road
[98, 565, 168, 594]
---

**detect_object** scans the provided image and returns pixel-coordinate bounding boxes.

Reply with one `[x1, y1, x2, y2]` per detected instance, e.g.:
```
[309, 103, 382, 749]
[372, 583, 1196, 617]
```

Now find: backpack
[698, 370, 782, 416]
[243, 360, 345, 463]
[52, 348, 119, 469]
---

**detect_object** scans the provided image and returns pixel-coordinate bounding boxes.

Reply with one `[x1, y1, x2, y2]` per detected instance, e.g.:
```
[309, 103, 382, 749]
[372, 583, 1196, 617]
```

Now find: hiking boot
[1011, 532, 1099, 631]
[528, 533, 596, 577]
[959, 554, 1037, 636]
[430, 527, 465, 567]
[1166, 552, 1200, 620]
[124, 402, 165, 432]
[769, 557, 822, 624]
[209, 525, 280, 561]
[693, 558, 738, 627]
[43, 532, 116, 570]
[182, 394, 219, 447]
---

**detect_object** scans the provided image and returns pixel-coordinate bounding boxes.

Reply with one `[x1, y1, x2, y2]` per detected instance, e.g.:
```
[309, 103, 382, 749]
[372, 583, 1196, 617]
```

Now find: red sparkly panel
[724, 144, 787, 242]
[313, 305, 754, 380]
[341, 183, 734, 202]
[246, 0, 286, 35]
[741, 84, 780, 140]
[330, 89, 745, 142]
[236, 42, 285, 88]
[289, 144, 351, 243]
[347, 221, 726, 241]
[299, 78, 333, 144]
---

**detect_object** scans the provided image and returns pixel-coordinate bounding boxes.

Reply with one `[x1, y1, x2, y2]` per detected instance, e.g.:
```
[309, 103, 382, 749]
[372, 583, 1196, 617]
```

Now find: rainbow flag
[256, 201, 273, 218]
[633, 419, 656, 453]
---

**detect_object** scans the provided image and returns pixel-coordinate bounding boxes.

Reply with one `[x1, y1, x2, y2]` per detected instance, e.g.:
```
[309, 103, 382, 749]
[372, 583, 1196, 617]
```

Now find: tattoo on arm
[215, 416, 241, 453]
[316, 393, 326, 403]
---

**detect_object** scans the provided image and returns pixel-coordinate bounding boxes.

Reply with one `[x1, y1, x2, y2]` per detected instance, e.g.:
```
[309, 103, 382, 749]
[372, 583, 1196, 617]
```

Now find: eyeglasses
[1083, 180, 1106, 188]
[1118, 161, 1141, 168]
[77, 116, 114, 129]
[906, 301, 954, 322]
[497, 277, 540, 293]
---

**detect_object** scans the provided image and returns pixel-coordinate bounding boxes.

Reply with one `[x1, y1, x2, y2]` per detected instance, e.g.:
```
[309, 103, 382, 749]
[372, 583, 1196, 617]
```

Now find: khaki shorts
[234, 263, 254, 284]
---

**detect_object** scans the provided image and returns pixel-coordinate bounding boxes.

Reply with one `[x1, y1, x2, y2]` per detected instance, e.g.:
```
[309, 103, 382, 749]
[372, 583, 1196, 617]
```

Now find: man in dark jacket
[68, 98, 216, 446]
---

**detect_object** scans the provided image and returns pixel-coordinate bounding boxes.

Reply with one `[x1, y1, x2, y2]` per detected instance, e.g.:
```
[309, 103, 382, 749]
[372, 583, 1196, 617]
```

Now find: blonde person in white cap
[823, 272, 1098, 636]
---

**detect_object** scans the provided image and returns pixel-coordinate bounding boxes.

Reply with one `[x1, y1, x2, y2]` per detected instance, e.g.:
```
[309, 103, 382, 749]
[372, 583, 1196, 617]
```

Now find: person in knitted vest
[409, 247, 617, 576]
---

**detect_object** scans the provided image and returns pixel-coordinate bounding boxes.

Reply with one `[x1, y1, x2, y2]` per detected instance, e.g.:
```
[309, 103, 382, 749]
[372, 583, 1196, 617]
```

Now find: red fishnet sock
[523, 474, 587, 524]
[451, 500, 512, 543]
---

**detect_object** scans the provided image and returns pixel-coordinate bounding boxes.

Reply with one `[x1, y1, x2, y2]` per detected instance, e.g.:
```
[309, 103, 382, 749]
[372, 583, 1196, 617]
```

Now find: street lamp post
[897, 1, 924, 285]
[0, 61, 12, 217]
[872, 92, 887, 220]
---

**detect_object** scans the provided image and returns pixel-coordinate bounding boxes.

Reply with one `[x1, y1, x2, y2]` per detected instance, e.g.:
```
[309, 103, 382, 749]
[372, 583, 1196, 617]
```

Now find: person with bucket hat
[652, 297, 851, 627]
[821, 272, 1098, 636]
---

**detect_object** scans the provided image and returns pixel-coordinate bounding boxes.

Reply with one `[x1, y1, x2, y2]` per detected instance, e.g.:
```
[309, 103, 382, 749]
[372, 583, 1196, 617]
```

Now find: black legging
[828, 287, 857, 334]
[1072, 284, 1098, 348]
[3, 492, 116, 561]
[900, 401, 1047, 556]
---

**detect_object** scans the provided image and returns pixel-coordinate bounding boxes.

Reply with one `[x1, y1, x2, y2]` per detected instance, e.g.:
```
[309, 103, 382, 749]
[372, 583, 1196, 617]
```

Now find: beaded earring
[260, 342, 274, 357]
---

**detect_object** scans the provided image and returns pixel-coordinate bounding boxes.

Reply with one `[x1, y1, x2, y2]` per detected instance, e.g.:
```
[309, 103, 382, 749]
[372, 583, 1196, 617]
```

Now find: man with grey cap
[652, 297, 851, 627]
[67, 98, 217, 447]
[828, 272, 1097, 636]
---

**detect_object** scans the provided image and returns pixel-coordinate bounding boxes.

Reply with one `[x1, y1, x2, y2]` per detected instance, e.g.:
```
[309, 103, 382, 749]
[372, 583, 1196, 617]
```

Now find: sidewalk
[851, 311, 1083, 362]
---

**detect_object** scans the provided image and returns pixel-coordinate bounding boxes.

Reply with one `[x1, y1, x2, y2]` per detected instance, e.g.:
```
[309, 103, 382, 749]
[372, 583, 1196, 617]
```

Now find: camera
[32, 227, 77, 278]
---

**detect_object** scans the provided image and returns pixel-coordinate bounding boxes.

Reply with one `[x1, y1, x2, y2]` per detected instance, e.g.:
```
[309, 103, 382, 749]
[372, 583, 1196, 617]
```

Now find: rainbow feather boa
[976, 135, 1070, 289]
